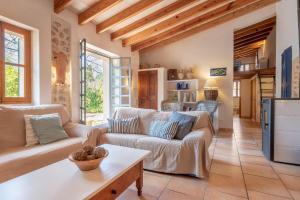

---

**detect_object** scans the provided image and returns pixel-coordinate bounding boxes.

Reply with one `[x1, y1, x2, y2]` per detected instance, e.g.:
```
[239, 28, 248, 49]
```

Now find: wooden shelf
[166, 79, 198, 83]
[168, 89, 197, 92]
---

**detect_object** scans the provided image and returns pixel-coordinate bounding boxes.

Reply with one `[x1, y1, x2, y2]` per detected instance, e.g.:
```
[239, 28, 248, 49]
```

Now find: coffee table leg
[136, 162, 143, 196]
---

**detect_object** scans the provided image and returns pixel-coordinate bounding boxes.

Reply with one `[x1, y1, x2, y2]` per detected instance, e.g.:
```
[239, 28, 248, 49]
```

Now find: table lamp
[204, 78, 218, 101]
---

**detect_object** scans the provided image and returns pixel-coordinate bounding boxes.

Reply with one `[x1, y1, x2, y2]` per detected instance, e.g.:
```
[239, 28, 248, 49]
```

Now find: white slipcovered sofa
[96, 108, 214, 178]
[0, 104, 98, 183]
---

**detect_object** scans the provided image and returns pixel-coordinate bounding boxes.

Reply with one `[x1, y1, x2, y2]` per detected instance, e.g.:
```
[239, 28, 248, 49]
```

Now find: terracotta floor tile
[210, 161, 243, 178]
[244, 174, 291, 198]
[117, 189, 157, 200]
[166, 175, 207, 198]
[213, 153, 241, 166]
[204, 188, 247, 200]
[158, 189, 200, 200]
[208, 173, 247, 198]
[130, 172, 170, 197]
[238, 148, 263, 157]
[240, 155, 270, 166]
[289, 190, 300, 200]
[271, 162, 300, 177]
[279, 174, 300, 191]
[242, 163, 278, 179]
[247, 190, 291, 200]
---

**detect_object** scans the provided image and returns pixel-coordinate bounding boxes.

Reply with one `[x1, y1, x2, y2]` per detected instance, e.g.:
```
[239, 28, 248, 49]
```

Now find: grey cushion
[30, 115, 68, 144]
[149, 120, 179, 140]
[169, 112, 196, 140]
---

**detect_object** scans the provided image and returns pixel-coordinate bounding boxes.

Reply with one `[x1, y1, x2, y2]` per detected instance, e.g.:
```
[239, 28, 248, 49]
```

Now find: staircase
[259, 75, 276, 99]
[258, 70, 275, 124]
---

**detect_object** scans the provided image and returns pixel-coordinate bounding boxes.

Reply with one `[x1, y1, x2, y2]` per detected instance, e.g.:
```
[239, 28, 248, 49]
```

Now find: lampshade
[204, 78, 218, 90]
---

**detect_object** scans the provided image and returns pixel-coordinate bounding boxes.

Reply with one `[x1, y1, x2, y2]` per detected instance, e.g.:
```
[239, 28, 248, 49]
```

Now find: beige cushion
[24, 113, 62, 147]
[99, 133, 148, 148]
[0, 104, 70, 151]
[0, 137, 83, 183]
[113, 107, 156, 135]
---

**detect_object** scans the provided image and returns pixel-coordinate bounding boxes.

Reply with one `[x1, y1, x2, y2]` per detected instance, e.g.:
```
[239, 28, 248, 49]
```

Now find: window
[233, 80, 240, 97]
[0, 22, 31, 103]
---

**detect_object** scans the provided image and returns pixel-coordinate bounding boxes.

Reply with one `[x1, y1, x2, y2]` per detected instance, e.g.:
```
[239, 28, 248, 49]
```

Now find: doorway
[85, 51, 109, 125]
[79, 39, 131, 125]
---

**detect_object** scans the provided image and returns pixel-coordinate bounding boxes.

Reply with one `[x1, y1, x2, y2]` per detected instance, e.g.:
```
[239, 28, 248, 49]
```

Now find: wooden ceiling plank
[54, 0, 72, 13]
[122, 0, 229, 47]
[234, 27, 272, 42]
[235, 37, 267, 48]
[139, 0, 278, 52]
[235, 49, 258, 55]
[234, 16, 276, 35]
[96, 0, 162, 33]
[235, 32, 269, 45]
[234, 23, 275, 39]
[110, 0, 196, 40]
[235, 41, 265, 51]
[78, 0, 123, 25]
[132, 0, 255, 51]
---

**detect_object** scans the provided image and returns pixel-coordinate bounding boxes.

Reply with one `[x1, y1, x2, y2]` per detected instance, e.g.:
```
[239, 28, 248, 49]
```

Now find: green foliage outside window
[5, 65, 19, 97]
[86, 63, 103, 113]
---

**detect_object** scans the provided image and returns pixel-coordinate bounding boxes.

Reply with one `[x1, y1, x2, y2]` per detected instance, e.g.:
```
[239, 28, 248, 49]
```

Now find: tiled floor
[118, 118, 300, 200]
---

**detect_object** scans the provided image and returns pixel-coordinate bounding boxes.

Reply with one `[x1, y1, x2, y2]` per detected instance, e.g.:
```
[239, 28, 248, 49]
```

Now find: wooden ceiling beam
[131, 0, 255, 51]
[235, 37, 267, 49]
[235, 51, 257, 58]
[78, 0, 122, 25]
[234, 41, 265, 51]
[54, 0, 72, 13]
[122, 0, 229, 47]
[96, 0, 162, 33]
[234, 23, 274, 39]
[235, 49, 257, 55]
[138, 0, 278, 52]
[234, 16, 276, 35]
[234, 28, 272, 42]
[235, 32, 269, 45]
[110, 0, 196, 40]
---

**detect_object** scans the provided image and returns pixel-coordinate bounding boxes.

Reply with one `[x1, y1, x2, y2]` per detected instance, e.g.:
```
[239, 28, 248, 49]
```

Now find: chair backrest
[194, 101, 218, 122]
[161, 100, 184, 111]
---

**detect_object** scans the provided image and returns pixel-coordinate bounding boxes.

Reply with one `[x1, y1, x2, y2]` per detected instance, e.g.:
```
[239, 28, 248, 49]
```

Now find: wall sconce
[204, 78, 218, 101]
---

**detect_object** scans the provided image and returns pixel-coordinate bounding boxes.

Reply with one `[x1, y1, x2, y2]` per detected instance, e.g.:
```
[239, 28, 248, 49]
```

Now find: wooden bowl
[68, 150, 109, 171]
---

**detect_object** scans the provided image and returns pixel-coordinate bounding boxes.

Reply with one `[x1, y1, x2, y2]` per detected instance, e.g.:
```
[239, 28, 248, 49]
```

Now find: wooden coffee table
[0, 144, 150, 200]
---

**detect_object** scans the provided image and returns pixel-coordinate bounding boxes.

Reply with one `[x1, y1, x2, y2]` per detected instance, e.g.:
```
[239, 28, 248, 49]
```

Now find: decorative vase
[186, 72, 193, 79]
[178, 72, 184, 80]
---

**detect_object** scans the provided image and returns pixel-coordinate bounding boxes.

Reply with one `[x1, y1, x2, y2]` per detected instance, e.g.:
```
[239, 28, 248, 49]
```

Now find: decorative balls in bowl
[69, 145, 109, 171]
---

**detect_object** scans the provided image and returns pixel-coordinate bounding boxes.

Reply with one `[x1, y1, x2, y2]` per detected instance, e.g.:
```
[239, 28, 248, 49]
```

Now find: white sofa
[0, 105, 98, 183]
[97, 108, 214, 178]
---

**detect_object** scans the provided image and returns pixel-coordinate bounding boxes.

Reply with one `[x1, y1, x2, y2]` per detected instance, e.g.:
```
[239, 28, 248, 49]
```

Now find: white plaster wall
[276, 0, 299, 97]
[140, 5, 276, 129]
[0, 0, 52, 104]
[0, 0, 136, 122]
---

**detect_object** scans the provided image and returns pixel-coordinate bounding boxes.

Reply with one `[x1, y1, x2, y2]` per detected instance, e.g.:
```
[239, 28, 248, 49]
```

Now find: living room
[0, 0, 300, 200]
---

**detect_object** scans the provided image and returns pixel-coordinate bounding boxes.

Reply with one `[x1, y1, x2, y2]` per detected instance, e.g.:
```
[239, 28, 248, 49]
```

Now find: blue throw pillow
[149, 120, 179, 140]
[30, 115, 68, 144]
[169, 112, 197, 140]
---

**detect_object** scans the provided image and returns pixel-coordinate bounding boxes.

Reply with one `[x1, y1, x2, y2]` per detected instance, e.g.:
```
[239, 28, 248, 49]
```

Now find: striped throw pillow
[149, 121, 179, 140]
[108, 117, 140, 134]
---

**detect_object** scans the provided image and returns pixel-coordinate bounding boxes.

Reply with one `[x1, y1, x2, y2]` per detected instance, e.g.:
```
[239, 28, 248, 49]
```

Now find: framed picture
[210, 67, 227, 76]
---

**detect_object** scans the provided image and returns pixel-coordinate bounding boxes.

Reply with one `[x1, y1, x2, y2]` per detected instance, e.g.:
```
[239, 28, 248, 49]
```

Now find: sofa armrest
[183, 128, 213, 146]
[63, 123, 101, 146]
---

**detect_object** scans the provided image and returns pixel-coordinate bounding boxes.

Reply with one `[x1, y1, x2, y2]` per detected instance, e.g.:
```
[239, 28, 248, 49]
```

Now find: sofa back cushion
[153, 110, 213, 132]
[0, 104, 70, 151]
[113, 108, 156, 134]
